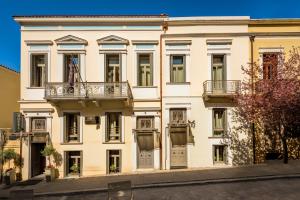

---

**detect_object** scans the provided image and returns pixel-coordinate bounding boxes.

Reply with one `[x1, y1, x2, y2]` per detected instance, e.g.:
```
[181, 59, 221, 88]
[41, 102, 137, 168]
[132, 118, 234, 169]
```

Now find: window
[106, 54, 121, 82]
[138, 54, 153, 86]
[65, 151, 82, 176]
[170, 55, 185, 83]
[170, 108, 186, 124]
[107, 150, 121, 174]
[64, 113, 80, 143]
[106, 112, 121, 142]
[30, 54, 47, 87]
[31, 118, 46, 132]
[63, 54, 80, 83]
[212, 55, 225, 90]
[263, 53, 278, 80]
[213, 145, 227, 164]
[137, 117, 154, 130]
[213, 108, 226, 136]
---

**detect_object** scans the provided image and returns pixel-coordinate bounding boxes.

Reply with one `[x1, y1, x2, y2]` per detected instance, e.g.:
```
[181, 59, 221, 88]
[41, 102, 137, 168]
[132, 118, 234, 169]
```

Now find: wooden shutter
[77, 114, 81, 142]
[63, 115, 67, 143]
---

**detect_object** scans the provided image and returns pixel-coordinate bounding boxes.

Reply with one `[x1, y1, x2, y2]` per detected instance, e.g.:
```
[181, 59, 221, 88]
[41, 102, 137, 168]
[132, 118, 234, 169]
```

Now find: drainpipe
[160, 21, 168, 170]
[250, 35, 256, 164]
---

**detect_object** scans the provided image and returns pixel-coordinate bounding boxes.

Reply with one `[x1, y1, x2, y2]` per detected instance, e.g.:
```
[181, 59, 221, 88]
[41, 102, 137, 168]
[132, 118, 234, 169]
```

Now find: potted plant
[41, 145, 56, 182]
[70, 163, 79, 175]
[109, 164, 118, 174]
[2, 149, 17, 185]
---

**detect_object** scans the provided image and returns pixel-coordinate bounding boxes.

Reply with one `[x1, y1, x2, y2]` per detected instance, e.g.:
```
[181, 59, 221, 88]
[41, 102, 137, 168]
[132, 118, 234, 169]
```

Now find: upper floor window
[213, 108, 226, 137]
[212, 55, 225, 81]
[170, 55, 185, 83]
[106, 54, 121, 82]
[138, 54, 153, 86]
[63, 54, 80, 83]
[170, 108, 186, 124]
[31, 118, 46, 132]
[31, 54, 47, 87]
[106, 112, 121, 142]
[263, 53, 278, 80]
[64, 112, 80, 143]
[137, 116, 154, 130]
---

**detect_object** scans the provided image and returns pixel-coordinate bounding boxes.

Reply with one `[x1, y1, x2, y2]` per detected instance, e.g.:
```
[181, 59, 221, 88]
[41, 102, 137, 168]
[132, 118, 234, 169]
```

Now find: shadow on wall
[224, 126, 253, 166]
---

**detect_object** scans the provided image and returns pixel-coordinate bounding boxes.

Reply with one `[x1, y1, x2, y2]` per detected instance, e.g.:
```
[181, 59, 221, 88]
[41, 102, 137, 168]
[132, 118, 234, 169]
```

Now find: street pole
[250, 35, 256, 164]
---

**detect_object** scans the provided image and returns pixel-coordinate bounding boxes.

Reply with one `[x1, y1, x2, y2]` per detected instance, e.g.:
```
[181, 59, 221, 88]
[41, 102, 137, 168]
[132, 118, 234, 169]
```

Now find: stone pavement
[0, 160, 300, 198]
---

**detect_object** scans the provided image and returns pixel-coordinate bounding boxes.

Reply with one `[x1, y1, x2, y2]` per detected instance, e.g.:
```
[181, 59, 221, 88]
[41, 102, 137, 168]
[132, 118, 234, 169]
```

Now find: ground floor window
[107, 150, 121, 174]
[65, 151, 82, 176]
[213, 145, 227, 164]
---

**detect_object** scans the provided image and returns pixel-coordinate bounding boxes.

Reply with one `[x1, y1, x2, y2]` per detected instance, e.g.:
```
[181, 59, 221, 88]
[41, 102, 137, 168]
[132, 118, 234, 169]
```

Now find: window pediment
[97, 35, 129, 45]
[55, 35, 88, 45]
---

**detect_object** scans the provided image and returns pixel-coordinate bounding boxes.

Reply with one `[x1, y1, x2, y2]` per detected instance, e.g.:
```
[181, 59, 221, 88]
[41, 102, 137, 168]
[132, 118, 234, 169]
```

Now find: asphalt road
[36, 178, 300, 200]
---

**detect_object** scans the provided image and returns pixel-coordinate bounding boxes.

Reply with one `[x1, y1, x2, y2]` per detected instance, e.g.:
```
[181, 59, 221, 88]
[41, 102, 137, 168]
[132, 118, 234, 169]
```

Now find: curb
[34, 173, 300, 197]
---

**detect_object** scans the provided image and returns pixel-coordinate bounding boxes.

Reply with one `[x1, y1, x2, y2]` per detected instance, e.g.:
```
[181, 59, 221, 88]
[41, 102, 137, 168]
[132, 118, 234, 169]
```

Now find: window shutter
[63, 115, 67, 143]
[64, 151, 68, 177]
[183, 55, 186, 82]
[119, 113, 123, 142]
[105, 114, 108, 142]
[77, 115, 81, 143]
[80, 151, 83, 176]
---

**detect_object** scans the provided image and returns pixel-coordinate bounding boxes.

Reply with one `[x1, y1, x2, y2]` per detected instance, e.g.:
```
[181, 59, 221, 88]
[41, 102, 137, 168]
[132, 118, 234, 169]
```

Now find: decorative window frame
[165, 40, 191, 84]
[102, 111, 125, 144]
[60, 110, 83, 144]
[207, 39, 232, 81]
[26, 41, 51, 88]
[97, 35, 129, 82]
[55, 35, 87, 82]
[258, 47, 284, 79]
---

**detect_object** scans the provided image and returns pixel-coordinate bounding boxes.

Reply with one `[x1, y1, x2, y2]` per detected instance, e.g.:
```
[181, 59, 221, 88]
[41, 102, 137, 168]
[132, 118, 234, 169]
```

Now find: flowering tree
[234, 47, 300, 164]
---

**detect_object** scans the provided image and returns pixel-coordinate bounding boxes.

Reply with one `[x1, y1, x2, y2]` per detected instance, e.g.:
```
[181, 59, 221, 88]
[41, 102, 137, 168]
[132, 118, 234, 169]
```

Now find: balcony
[203, 80, 240, 101]
[45, 82, 132, 101]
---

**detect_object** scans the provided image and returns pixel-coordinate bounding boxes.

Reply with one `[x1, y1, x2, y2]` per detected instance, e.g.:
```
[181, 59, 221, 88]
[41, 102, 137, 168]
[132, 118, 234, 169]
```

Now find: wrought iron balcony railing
[45, 82, 132, 100]
[203, 80, 240, 97]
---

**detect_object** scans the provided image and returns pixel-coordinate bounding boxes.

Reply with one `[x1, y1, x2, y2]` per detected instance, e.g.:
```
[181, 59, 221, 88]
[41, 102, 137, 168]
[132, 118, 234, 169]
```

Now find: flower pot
[4, 169, 16, 185]
[45, 168, 55, 182]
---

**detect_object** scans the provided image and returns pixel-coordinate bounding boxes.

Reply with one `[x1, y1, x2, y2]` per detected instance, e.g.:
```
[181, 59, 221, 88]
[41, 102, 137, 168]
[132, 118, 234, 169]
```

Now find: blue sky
[0, 0, 299, 72]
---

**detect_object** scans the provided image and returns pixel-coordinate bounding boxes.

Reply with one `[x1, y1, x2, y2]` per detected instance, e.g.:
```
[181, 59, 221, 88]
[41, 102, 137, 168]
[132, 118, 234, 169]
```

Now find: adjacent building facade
[13, 15, 300, 180]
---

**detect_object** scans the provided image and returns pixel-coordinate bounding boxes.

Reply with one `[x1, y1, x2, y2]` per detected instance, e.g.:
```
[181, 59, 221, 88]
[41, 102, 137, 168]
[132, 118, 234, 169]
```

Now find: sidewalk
[1, 160, 300, 198]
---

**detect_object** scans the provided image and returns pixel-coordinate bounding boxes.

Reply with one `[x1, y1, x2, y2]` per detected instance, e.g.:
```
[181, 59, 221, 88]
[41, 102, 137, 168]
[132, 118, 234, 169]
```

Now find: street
[36, 178, 300, 200]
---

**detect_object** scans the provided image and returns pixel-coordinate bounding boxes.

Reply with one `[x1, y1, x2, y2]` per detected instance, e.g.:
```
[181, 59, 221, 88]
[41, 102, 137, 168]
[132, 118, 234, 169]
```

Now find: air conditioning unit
[85, 116, 100, 125]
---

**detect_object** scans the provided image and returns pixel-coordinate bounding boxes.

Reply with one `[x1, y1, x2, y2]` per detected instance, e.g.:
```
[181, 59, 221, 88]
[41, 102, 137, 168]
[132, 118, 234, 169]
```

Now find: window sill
[103, 141, 125, 144]
[166, 82, 190, 85]
[26, 87, 45, 89]
[60, 142, 83, 145]
[132, 86, 158, 88]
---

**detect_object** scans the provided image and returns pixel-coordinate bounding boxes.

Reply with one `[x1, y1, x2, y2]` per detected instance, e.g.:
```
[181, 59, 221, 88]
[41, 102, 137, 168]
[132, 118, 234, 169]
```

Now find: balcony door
[105, 54, 121, 96]
[106, 54, 121, 83]
[212, 55, 226, 93]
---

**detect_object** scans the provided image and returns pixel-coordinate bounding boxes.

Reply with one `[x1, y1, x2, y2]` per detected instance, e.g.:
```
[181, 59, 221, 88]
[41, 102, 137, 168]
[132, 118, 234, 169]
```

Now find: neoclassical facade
[13, 15, 300, 180]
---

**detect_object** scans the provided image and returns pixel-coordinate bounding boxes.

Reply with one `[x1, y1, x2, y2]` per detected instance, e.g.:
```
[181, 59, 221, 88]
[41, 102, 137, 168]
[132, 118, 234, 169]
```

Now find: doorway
[31, 143, 46, 177]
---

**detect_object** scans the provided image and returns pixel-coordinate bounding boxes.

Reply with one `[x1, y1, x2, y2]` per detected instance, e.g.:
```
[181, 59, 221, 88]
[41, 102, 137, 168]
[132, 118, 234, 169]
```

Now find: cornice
[25, 40, 53, 45]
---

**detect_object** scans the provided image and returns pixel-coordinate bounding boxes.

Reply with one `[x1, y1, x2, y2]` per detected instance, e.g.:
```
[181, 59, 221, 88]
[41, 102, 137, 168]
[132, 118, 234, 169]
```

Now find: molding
[133, 107, 161, 111]
[19, 100, 48, 103]
[165, 40, 192, 45]
[258, 47, 284, 53]
[206, 39, 232, 45]
[163, 32, 300, 38]
[21, 108, 54, 113]
[132, 40, 159, 45]
[55, 35, 88, 45]
[97, 35, 129, 45]
[25, 40, 53, 45]
[99, 50, 127, 54]
[57, 50, 86, 54]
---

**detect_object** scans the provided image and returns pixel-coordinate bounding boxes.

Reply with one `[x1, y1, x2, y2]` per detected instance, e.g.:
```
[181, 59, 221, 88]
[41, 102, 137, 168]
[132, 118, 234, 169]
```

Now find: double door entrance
[137, 134, 154, 169]
[170, 130, 187, 168]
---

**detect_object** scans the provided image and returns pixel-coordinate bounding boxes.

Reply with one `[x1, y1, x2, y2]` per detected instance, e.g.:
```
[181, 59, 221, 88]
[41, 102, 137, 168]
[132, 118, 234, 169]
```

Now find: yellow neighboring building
[249, 19, 300, 162]
[0, 65, 20, 130]
[0, 65, 20, 175]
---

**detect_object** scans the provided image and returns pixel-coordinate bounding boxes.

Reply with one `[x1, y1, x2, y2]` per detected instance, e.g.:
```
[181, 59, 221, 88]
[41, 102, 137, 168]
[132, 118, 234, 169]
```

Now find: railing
[45, 82, 132, 100]
[203, 80, 240, 96]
